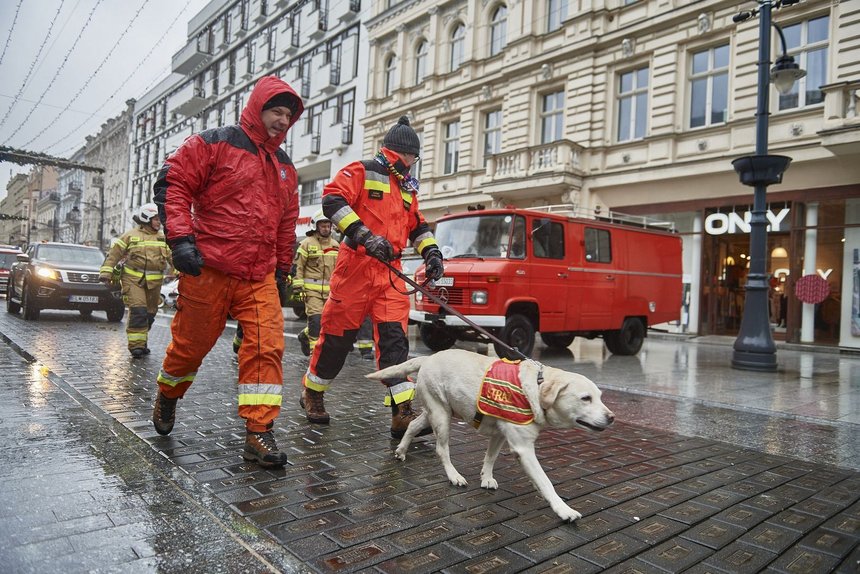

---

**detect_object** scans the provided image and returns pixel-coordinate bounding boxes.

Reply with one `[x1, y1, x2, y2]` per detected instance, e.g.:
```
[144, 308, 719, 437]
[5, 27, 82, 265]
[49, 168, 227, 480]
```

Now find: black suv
[6, 242, 125, 322]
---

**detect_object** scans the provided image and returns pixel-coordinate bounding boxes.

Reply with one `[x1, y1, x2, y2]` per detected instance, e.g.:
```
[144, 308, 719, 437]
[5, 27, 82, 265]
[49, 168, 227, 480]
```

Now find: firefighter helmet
[307, 210, 331, 236]
[138, 203, 159, 224]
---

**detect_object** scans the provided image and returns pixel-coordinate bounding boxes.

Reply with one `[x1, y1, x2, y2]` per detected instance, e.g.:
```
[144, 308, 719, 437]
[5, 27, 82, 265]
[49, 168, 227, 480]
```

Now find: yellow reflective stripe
[114, 239, 128, 249]
[238, 383, 282, 406]
[238, 394, 283, 406]
[383, 381, 416, 406]
[297, 247, 308, 257]
[303, 284, 329, 293]
[356, 341, 373, 349]
[416, 237, 438, 254]
[127, 333, 148, 341]
[303, 371, 330, 392]
[401, 190, 412, 205]
[157, 369, 196, 387]
[122, 267, 164, 281]
[365, 179, 390, 193]
[292, 279, 305, 288]
[100, 266, 114, 273]
[336, 211, 360, 233]
[129, 241, 168, 248]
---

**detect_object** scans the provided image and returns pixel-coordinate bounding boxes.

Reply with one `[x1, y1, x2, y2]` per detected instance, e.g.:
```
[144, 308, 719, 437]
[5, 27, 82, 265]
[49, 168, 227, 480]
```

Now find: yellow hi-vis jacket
[100, 225, 173, 287]
[293, 234, 338, 297]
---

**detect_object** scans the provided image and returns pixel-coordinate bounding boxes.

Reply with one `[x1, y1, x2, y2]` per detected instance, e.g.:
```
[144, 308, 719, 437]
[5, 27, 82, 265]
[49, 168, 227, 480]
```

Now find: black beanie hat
[383, 116, 420, 155]
[263, 92, 299, 114]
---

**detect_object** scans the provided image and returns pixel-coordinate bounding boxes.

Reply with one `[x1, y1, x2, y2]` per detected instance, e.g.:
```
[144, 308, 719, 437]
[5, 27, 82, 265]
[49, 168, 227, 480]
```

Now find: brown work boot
[243, 430, 287, 468]
[152, 390, 177, 436]
[390, 400, 433, 439]
[300, 388, 330, 424]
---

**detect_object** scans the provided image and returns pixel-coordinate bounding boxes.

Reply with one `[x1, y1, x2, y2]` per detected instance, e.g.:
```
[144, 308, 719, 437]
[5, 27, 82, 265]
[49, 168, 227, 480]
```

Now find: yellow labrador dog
[366, 349, 614, 522]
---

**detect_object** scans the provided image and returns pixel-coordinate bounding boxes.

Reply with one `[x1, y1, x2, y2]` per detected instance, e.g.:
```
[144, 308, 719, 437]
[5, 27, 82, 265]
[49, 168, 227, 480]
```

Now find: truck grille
[428, 287, 465, 306]
[66, 272, 99, 283]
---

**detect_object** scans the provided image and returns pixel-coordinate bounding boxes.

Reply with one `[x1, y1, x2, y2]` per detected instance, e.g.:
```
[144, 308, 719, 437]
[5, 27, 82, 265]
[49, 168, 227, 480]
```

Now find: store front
[619, 189, 860, 349]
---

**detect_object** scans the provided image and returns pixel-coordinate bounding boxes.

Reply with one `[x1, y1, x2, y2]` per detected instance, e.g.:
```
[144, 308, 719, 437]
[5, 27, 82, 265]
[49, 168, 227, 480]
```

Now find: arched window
[490, 5, 507, 56]
[450, 23, 465, 72]
[384, 53, 397, 96]
[415, 41, 428, 85]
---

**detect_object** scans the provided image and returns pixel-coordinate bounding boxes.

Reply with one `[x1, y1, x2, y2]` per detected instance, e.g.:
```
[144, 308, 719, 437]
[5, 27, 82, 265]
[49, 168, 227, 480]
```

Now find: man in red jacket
[152, 76, 303, 468]
[300, 116, 444, 438]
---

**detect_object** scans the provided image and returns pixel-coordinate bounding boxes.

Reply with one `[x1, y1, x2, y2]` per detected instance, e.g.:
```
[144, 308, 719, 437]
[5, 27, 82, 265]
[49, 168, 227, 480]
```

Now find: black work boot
[390, 400, 432, 439]
[130, 348, 146, 358]
[152, 391, 177, 435]
[300, 388, 330, 424]
[297, 330, 311, 357]
[360, 348, 374, 361]
[243, 430, 287, 468]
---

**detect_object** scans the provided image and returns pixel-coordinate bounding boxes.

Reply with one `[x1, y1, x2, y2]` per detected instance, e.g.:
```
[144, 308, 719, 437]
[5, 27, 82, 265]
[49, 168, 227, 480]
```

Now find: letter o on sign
[705, 213, 729, 235]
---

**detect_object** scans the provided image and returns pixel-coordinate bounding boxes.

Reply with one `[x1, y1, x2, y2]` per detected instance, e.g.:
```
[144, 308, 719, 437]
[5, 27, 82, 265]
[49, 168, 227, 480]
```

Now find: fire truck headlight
[415, 291, 423, 302]
[471, 290, 487, 305]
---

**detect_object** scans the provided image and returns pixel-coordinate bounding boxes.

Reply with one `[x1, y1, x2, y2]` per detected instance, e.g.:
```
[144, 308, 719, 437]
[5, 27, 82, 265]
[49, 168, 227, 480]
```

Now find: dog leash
[380, 258, 545, 381]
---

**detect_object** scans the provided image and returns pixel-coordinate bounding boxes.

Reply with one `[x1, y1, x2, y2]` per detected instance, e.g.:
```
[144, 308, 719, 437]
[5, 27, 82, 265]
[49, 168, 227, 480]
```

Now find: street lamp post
[731, 0, 805, 372]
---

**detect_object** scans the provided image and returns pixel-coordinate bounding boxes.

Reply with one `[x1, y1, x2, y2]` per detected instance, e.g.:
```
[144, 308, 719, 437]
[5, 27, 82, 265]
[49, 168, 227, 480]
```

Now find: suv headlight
[471, 290, 487, 305]
[36, 266, 58, 280]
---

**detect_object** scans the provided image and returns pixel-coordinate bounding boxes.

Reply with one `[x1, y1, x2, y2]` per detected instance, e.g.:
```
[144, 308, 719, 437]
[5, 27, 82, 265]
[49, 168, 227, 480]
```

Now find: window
[415, 41, 428, 85]
[384, 54, 397, 97]
[443, 120, 460, 174]
[778, 15, 828, 110]
[267, 25, 277, 62]
[690, 44, 729, 128]
[228, 51, 237, 85]
[450, 23, 465, 72]
[585, 228, 611, 263]
[617, 67, 648, 141]
[547, 0, 567, 33]
[508, 216, 526, 259]
[246, 42, 256, 75]
[532, 220, 564, 259]
[540, 90, 564, 144]
[490, 5, 507, 57]
[300, 178, 325, 206]
[483, 109, 502, 166]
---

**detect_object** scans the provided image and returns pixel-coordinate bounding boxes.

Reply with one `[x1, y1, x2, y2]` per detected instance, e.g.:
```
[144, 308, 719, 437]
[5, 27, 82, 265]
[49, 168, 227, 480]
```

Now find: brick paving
[0, 310, 858, 573]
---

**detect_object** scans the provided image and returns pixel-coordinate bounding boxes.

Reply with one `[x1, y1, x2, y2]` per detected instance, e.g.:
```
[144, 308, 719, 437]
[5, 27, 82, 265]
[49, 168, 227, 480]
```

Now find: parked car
[410, 206, 682, 358]
[0, 245, 22, 296]
[6, 242, 125, 322]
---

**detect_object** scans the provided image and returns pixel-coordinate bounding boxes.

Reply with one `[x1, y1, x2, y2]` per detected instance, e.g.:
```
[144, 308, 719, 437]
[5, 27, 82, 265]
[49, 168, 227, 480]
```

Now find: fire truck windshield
[435, 214, 525, 260]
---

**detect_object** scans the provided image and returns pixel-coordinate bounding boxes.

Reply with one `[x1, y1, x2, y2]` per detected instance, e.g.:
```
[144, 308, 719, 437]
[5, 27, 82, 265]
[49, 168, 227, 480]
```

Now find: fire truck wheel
[419, 323, 457, 352]
[496, 314, 535, 359]
[540, 332, 575, 349]
[604, 318, 645, 355]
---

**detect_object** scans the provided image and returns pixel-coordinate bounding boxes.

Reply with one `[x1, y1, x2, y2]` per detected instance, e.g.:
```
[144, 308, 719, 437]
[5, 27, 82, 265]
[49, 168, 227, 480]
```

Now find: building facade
[364, 0, 860, 348]
[1, 174, 30, 246]
[128, 0, 370, 233]
[82, 100, 136, 249]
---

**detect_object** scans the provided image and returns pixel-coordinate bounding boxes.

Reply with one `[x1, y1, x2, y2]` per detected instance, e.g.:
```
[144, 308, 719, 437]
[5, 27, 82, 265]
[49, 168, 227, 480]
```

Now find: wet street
[0, 307, 858, 573]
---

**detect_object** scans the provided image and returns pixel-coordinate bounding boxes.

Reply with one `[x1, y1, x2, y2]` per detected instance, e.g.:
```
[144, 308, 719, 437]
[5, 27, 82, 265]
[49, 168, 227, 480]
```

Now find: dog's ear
[539, 378, 569, 410]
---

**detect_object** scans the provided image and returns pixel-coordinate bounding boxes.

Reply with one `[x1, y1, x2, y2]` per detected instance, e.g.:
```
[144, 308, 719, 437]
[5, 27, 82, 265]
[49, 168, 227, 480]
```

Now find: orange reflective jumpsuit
[303, 148, 437, 406]
[153, 76, 302, 432]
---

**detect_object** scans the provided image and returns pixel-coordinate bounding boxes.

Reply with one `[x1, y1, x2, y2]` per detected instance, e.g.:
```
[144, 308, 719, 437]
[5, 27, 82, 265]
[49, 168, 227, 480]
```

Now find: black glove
[275, 268, 290, 288]
[170, 237, 204, 277]
[353, 225, 394, 263]
[423, 247, 444, 281]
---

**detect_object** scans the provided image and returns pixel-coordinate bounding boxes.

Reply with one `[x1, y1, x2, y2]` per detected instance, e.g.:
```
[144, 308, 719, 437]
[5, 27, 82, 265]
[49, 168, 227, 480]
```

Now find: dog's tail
[365, 356, 427, 381]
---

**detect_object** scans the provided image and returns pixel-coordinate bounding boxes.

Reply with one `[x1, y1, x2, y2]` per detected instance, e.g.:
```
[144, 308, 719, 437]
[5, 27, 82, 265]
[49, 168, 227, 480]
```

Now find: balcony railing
[172, 39, 211, 75]
[486, 140, 584, 181]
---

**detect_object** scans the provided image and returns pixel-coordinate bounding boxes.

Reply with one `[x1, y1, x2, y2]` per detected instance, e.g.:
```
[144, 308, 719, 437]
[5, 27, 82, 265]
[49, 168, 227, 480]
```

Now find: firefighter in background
[355, 317, 375, 360]
[99, 203, 173, 358]
[300, 116, 444, 438]
[294, 211, 339, 357]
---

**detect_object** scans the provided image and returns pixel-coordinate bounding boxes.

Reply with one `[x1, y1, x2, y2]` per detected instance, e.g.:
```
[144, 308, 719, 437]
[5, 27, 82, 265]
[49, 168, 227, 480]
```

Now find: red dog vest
[473, 359, 534, 427]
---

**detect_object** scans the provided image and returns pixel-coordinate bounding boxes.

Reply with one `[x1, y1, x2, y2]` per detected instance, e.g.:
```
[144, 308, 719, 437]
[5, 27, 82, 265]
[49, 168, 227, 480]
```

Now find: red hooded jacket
[154, 76, 304, 281]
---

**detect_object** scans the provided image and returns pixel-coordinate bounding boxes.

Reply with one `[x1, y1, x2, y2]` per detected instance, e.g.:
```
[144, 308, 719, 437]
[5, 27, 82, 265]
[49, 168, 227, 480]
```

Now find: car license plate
[433, 277, 454, 287]
[70, 295, 99, 303]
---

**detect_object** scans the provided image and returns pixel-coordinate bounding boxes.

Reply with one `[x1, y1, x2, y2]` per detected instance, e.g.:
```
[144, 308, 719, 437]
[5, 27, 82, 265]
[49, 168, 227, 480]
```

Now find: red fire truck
[410, 205, 682, 357]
